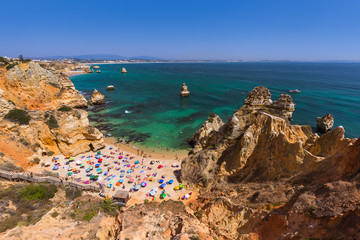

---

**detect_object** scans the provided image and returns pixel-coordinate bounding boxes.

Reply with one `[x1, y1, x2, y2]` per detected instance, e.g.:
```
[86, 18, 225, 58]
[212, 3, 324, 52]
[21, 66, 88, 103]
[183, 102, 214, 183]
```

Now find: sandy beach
[28, 139, 193, 205]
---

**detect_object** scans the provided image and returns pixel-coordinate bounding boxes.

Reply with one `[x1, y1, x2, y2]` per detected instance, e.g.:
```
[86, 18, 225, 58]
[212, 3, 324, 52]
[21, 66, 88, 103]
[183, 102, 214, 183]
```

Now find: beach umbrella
[52, 165, 59, 170]
[65, 154, 70, 159]
[160, 193, 166, 199]
[97, 151, 101, 154]
[149, 191, 156, 196]
[95, 164, 100, 168]
[135, 161, 140, 164]
[185, 194, 190, 199]
[159, 179, 164, 183]
[179, 183, 184, 189]
[153, 187, 158, 192]
[134, 184, 141, 190]
[141, 182, 147, 187]
[127, 170, 131, 173]
[118, 179, 124, 183]
[174, 186, 179, 191]
[128, 178, 134, 183]
[160, 183, 166, 188]
[168, 179, 174, 184]
[69, 158, 74, 162]
[67, 172, 73, 176]
[76, 160, 81, 165]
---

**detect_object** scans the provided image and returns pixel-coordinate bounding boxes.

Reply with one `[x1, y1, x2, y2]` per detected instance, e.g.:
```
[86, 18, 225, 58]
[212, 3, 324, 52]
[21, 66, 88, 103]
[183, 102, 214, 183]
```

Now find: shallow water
[71, 62, 360, 150]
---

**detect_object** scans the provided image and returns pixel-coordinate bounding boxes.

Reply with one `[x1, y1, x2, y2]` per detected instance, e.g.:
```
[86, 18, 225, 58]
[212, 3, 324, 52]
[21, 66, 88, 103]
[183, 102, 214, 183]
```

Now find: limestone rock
[121, 68, 127, 73]
[2, 62, 87, 110]
[316, 113, 334, 133]
[106, 85, 115, 90]
[180, 83, 190, 97]
[90, 89, 105, 105]
[181, 86, 359, 186]
[190, 113, 224, 150]
[112, 200, 213, 240]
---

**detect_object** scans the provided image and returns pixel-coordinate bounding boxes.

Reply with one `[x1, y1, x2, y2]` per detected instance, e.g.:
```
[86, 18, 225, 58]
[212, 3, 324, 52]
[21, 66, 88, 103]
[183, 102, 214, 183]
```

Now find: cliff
[0, 62, 104, 168]
[181, 86, 359, 186]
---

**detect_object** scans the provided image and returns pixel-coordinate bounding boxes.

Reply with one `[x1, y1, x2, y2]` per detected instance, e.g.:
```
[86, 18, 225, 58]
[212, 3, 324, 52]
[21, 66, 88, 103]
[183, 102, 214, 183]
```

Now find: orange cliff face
[0, 62, 87, 110]
[0, 62, 104, 169]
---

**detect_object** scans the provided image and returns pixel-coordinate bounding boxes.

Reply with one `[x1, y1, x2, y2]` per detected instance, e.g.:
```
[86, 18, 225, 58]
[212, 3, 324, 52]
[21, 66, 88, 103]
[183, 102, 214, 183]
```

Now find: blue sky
[1, 0, 360, 60]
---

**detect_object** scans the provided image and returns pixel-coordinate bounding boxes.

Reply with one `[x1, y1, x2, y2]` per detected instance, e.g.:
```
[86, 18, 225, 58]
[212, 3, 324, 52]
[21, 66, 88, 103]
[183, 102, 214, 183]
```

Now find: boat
[288, 89, 301, 93]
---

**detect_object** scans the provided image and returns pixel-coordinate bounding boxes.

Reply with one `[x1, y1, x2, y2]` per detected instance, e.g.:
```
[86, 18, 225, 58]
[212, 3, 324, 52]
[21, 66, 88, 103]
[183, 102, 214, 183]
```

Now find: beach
[28, 138, 192, 205]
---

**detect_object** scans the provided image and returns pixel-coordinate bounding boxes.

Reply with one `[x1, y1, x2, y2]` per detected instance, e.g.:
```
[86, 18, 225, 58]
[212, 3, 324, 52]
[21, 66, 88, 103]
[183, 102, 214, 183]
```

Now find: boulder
[106, 85, 115, 90]
[180, 83, 190, 97]
[316, 113, 334, 133]
[90, 89, 105, 105]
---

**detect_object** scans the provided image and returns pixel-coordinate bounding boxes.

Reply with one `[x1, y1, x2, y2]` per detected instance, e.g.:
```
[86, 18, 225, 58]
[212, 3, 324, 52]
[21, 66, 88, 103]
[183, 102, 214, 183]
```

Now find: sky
[1, 0, 360, 60]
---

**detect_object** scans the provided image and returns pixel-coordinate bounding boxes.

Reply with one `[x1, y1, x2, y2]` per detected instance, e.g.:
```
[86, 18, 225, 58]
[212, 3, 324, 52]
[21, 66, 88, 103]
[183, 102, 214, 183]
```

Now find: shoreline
[104, 137, 189, 160]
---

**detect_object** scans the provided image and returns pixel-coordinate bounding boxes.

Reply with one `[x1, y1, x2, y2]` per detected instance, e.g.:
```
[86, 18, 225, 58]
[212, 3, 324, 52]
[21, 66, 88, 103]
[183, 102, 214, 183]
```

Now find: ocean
[70, 62, 360, 150]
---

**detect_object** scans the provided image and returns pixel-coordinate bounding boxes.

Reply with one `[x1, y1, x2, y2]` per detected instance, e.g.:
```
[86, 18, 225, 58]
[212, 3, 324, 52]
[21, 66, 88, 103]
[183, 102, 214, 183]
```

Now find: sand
[28, 140, 193, 205]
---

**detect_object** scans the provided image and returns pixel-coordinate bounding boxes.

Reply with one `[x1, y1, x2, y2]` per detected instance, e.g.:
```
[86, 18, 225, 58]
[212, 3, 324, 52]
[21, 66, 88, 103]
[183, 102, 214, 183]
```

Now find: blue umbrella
[168, 179, 174, 184]
[135, 161, 140, 164]
[118, 179, 124, 183]
[160, 183, 166, 188]
[159, 179, 164, 183]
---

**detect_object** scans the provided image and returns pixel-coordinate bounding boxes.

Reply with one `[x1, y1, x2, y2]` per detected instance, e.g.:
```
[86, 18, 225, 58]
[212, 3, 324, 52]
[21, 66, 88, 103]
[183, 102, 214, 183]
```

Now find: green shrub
[83, 209, 97, 222]
[4, 109, 30, 125]
[19, 184, 57, 200]
[32, 157, 40, 164]
[64, 186, 82, 200]
[58, 105, 72, 112]
[0, 162, 23, 172]
[51, 211, 59, 218]
[100, 199, 119, 216]
[46, 115, 59, 129]
[47, 151, 55, 156]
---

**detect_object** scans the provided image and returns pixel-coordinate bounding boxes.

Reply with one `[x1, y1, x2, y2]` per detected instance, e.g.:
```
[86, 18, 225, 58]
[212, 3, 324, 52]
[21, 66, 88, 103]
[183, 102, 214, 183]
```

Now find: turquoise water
[71, 62, 360, 150]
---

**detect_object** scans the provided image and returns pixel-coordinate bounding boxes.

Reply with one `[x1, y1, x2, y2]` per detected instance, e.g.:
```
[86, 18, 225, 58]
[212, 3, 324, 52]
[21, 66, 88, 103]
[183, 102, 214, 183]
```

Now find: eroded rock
[316, 113, 334, 133]
[90, 89, 105, 105]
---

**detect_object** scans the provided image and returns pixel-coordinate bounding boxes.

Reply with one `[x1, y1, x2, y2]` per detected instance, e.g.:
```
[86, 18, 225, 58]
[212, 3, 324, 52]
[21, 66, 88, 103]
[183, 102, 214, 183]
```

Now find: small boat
[288, 89, 301, 93]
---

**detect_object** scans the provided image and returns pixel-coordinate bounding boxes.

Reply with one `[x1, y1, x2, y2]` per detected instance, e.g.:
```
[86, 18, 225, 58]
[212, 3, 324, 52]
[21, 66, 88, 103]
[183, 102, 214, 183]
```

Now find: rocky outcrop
[1, 62, 87, 110]
[106, 85, 115, 90]
[112, 200, 213, 240]
[316, 113, 334, 133]
[180, 83, 190, 97]
[189, 113, 224, 150]
[0, 62, 104, 167]
[90, 89, 105, 105]
[181, 86, 359, 186]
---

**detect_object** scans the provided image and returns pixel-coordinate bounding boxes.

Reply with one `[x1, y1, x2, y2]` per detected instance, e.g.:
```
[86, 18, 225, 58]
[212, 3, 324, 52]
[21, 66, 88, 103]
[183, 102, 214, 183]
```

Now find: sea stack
[316, 113, 334, 133]
[121, 68, 127, 73]
[106, 85, 115, 90]
[180, 83, 190, 97]
[90, 89, 105, 105]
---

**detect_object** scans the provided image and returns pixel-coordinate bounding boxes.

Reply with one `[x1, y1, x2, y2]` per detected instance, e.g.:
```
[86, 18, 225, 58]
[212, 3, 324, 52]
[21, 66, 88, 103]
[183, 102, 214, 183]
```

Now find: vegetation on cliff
[4, 108, 30, 125]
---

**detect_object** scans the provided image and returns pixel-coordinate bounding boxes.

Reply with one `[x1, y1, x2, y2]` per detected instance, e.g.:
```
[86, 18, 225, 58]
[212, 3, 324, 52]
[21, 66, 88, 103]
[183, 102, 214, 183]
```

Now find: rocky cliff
[181, 86, 359, 186]
[174, 86, 360, 239]
[0, 62, 104, 168]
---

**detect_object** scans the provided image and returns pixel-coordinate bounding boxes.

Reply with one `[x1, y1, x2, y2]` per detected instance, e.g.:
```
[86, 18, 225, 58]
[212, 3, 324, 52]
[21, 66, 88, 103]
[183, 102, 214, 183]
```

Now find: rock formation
[90, 89, 105, 105]
[1, 62, 87, 110]
[0, 62, 104, 168]
[106, 85, 115, 90]
[112, 200, 213, 240]
[121, 68, 127, 73]
[316, 113, 334, 133]
[182, 86, 359, 186]
[180, 83, 190, 97]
